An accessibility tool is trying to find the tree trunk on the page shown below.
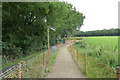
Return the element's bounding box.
[47,26,50,50]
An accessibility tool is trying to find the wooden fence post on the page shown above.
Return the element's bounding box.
[84,53,87,74]
[20,61,25,78]
[27,69,28,77]
[73,47,75,56]
[77,49,78,62]
[10,68,13,78]
[6,70,9,78]
[116,67,120,80]
[73,47,74,55]
[43,53,45,66]
[13,66,16,78]
[71,47,73,55]
[17,63,21,79]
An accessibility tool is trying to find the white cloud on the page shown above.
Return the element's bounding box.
[63,0,119,31]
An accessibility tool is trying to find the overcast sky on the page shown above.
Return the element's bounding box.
[63,0,119,31]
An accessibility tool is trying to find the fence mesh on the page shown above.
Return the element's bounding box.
[0,43,63,79]
[1,40,119,79]
[69,46,117,78]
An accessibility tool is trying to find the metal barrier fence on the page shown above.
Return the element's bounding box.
[69,46,120,79]
[0,43,63,79]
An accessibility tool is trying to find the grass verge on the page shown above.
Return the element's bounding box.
[2,50,46,70]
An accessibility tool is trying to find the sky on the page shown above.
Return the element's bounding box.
[63,0,119,31]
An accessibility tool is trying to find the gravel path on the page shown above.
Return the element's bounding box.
[47,45,85,78]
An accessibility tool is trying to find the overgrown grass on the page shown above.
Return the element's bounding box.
[20,49,58,78]
[69,46,116,78]
[50,49,58,66]
[70,36,118,78]
[2,50,46,70]
[72,36,118,68]
[1,49,58,78]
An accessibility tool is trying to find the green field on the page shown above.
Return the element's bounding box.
[71,36,118,78]
[72,36,118,68]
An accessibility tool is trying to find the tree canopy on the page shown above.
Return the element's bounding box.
[2,2,85,63]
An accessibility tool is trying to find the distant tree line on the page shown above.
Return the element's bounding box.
[73,28,120,37]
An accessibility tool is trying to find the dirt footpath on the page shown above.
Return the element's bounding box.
[47,45,85,78]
